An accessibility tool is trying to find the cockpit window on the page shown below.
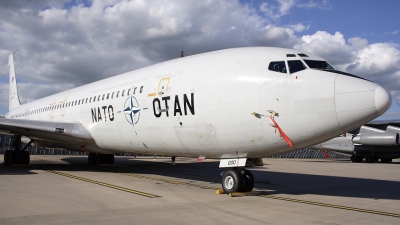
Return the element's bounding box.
[304,60,335,70]
[268,61,287,73]
[288,60,306,73]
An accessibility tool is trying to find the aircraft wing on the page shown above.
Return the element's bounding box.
[0,117,94,144]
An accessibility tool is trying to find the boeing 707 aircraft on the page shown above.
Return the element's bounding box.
[0,47,391,193]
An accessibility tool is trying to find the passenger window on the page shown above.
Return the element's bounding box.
[98,95,101,101]
[122,90,125,97]
[89,97,92,103]
[111,92,114,99]
[127,88,131,96]
[75,100,77,105]
[140,86,143,93]
[288,60,306,74]
[116,91,119,97]
[78,100,81,105]
[268,61,287,73]
[133,87,137,94]
[107,93,109,99]
[86,98,88,103]
[102,94,105,100]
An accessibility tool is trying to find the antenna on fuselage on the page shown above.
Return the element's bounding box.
[181,51,184,58]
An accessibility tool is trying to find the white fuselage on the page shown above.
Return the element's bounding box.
[5,47,391,158]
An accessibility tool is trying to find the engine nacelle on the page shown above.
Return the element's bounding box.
[352,133,399,146]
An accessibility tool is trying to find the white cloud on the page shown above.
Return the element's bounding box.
[344,43,400,77]
[260,0,296,21]
[342,43,400,104]
[260,0,331,20]
[287,23,310,32]
[348,37,369,51]
[0,0,303,111]
[278,0,296,15]
[295,31,354,65]
[298,0,331,10]
[295,31,400,108]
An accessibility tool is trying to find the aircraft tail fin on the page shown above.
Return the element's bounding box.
[8,51,21,111]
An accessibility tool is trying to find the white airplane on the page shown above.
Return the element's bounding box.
[0,47,391,193]
[311,121,400,163]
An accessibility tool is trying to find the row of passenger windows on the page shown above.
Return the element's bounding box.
[12,86,144,118]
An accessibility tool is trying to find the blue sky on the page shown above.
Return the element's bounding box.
[244,0,400,43]
[0,0,399,119]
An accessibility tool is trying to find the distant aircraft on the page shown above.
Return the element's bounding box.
[0,47,391,193]
[311,121,400,163]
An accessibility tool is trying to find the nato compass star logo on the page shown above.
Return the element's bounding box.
[124,95,141,126]
[123,88,147,126]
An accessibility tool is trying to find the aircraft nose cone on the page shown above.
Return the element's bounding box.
[375,85,391,115]
[335,75,391,132]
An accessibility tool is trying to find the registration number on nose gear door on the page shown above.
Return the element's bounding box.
[219,158,247,168]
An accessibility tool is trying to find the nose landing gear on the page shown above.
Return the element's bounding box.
[221,168,254,193]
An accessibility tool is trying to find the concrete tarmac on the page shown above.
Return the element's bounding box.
[0,155,399,224]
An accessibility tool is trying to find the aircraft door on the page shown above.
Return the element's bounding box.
[49,102,55,119]
[149,77,174,152]
[158,77,170,96]
[150,77,173,119]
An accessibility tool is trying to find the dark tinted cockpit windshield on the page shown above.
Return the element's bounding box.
[304,60,335,70]
[304,59,369,81]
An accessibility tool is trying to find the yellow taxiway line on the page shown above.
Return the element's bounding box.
[260,195,400,218]
[45,170,159,198]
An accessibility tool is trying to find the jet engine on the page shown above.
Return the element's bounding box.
[352,133,399,146]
